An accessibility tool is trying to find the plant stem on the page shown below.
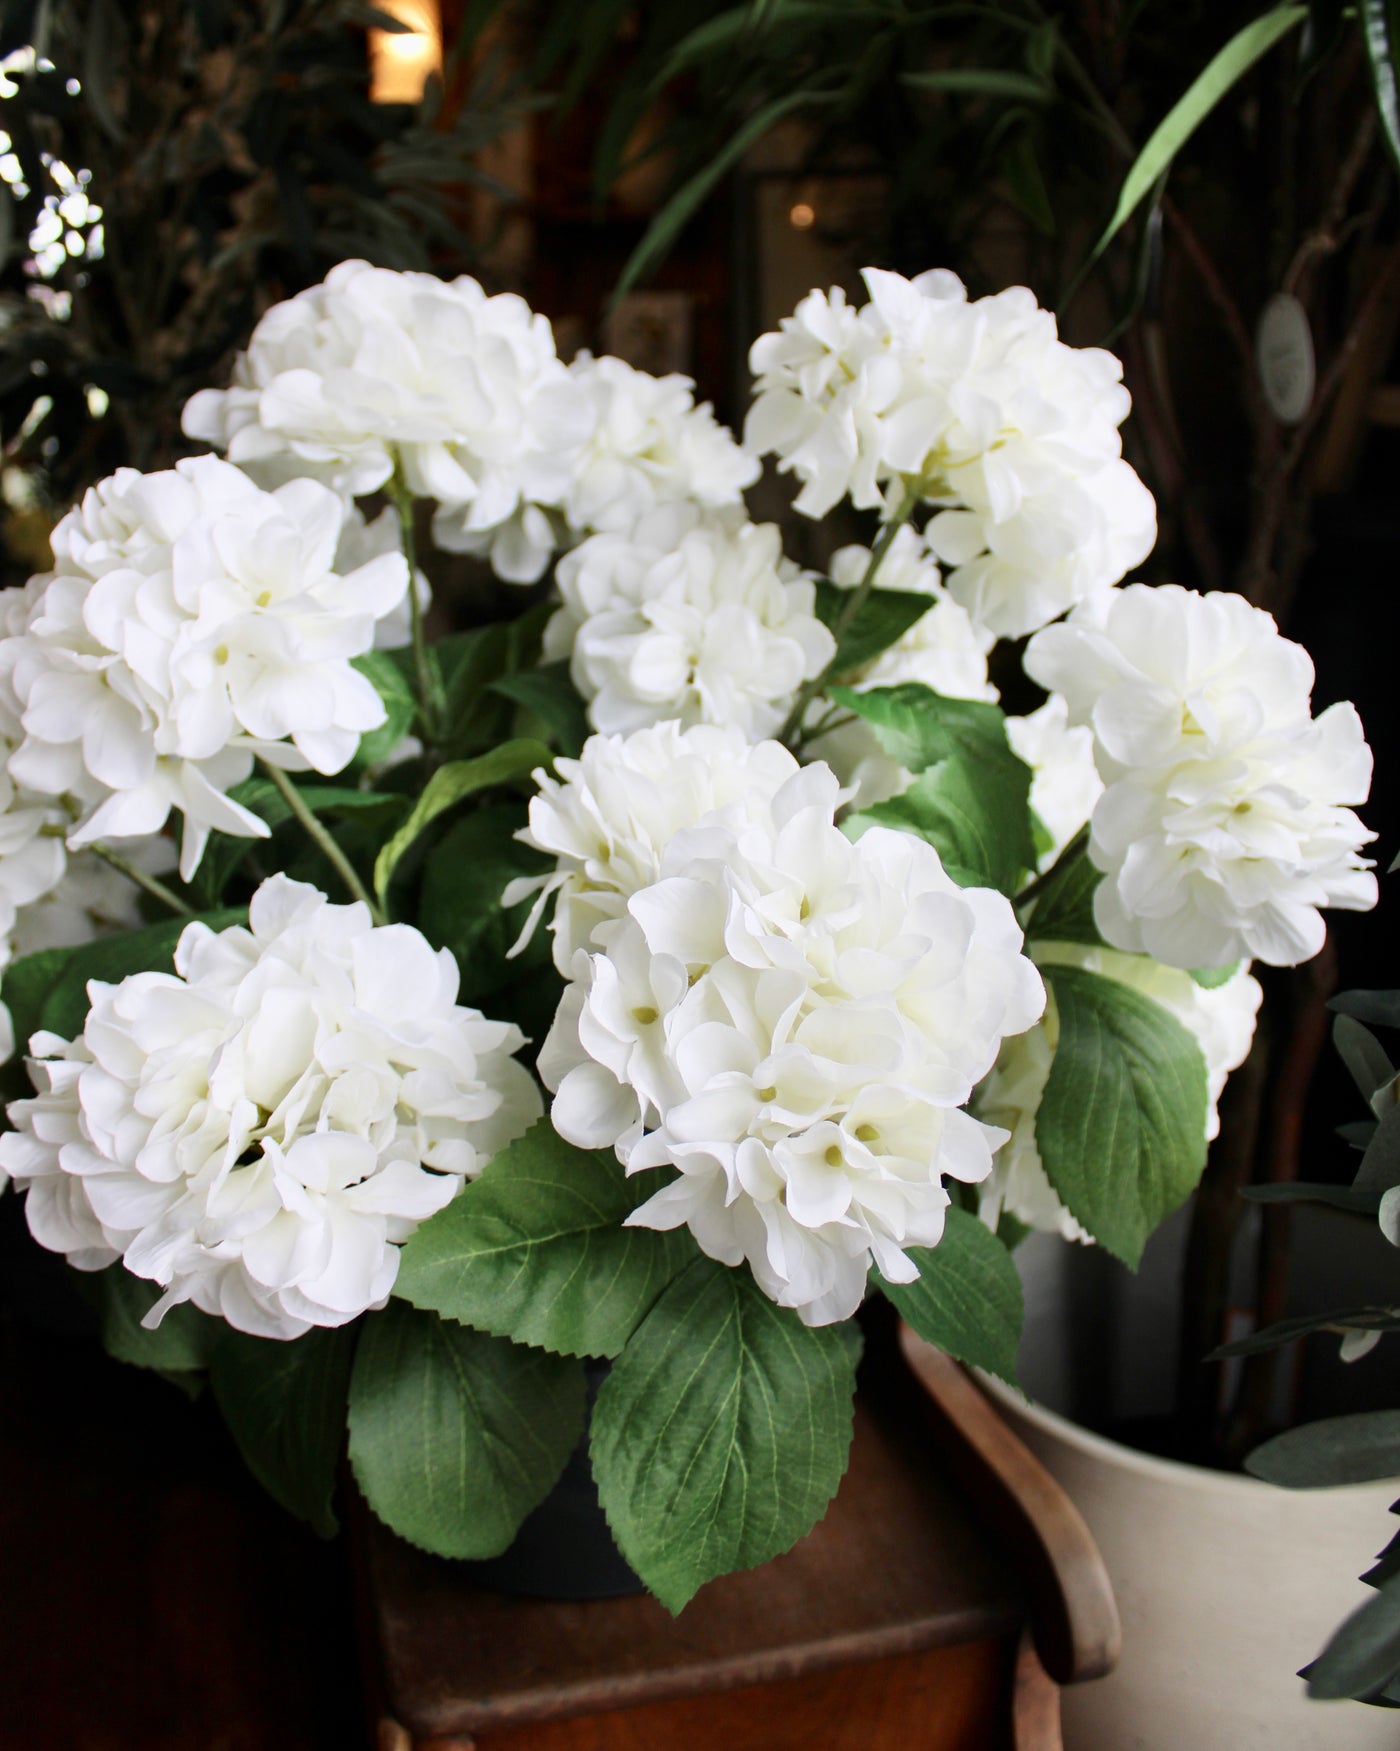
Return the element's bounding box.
[778,483,922,749]
[91,842,194,918]
[260,761,385,925]
[388,457,443,746]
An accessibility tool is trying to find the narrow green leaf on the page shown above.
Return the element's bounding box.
[651,1,848,86]
[489,662,590,758]
[1001,130,1056,236]
[1037,966,1209,1265]
[901,68,1050,101]
[1306,1570,1400,1700]
[94,1267,218,1376]
[1023,832,1103,946]
[591,1257,858,1612]
[879,1207,1023,1384]
[395,1119,696,1358]
[210,1325,357,1539]
[812,580,938,676]
[835,683,1035,894]
[348,1304,586,1560]
[1361,0,1400,180]
[1247,1412,1400,1488]
[615,88,838,298]
[1211,1307,1400,1360]
[1090,5,1308,262]
[373,738,551,904]
[1243,1181,1383,1215]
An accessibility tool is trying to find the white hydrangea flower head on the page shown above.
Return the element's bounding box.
[544,503,835,739]
[0,581,69,941]
[504,721,803,973]
[538,759,1045,1324]
[1005,694,1104,871]
[745,268,1154,636]
[442,353,761,582]
[5,456,407,879]
[975,944,1263,1241]
[805,526,997,808]
[1026,584,1377,967]
[183,259,593,560]
[0,876,542,1339]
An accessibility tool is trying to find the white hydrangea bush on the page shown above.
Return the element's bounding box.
[1026,584,1377,967]
[534,750,1045,1324]
[0,256,1379,1609]
[0,877,540,1338]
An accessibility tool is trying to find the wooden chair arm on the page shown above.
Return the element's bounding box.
[897,1324,1121,1687]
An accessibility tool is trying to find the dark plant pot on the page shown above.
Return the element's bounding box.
[461,1361,643,1601]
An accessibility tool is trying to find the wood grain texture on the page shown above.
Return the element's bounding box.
[1012,1628,1064,1751]
[362,1327,1024,1741]
[896,1325,1121,1686]
[461,1639,1013,1751]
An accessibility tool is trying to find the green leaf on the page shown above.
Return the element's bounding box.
[615,87,838,298]
[394,1119,696,1358]
[1247,1412,1400,1489]
[1002,129,1056,236]
[1356,1107,1400,1198]
[351,649,417,769]
[812,580,938,676]
[1306,1570,1400,1701]
[590,1256,858,1613]
[1023,832,1104,946]
[1332,990,1400,1031]
[1089,5,1309,262]
[489,662,590,759]
[191,780,402,907]
[901,68,1051,101]
[1361,0,1400,181]
[417,803,546,984]
[1243,1181,1383,1215]
[1037,965,1209,1266]
[1211,1307,1400,1360]
[373,738,551,905]
[93,1267,218,1377]
[347,1302,586,1559]
[879,1207,1023,1385]
[1336,1014,1396,1104]
[651,1,848,85]
[1189,961,1241,989]
[835,684,1035,894]
[210,1325,356,1539]
[438,605,555,756]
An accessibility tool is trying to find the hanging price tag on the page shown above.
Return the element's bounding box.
[1255,292,1315,425]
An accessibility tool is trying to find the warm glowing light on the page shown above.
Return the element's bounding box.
[369,0,442,104]
[788,201,816,231]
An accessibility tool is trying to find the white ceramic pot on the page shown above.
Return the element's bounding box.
[981,1373,1400,1750]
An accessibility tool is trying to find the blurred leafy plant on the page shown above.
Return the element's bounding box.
[0,0,537,527]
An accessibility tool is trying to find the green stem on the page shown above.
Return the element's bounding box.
[91,842,194,918]
[260,762,386,925]
[779,483,922,748]
[389,458,443,746]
